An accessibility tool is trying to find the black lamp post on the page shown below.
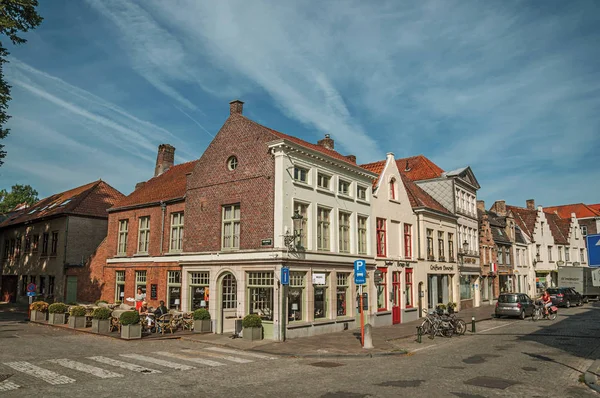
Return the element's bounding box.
[285,210,304,250]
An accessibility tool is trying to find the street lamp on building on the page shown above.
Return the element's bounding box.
[283,210,304,251]
[458,240,469,276]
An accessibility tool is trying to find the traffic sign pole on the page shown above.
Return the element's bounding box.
[359,285,364,346]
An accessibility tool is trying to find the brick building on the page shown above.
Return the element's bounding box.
[0,181,123,303]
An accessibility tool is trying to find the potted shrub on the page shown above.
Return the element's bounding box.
[120,311,141,339]
[193,309,211,333]
[68,305,87,328]
[95,300,109,307]
[447,302,457,314]
[30,301,49,322]
[48,303,68,325]
[242,314,262,341]
[91,307,112,334]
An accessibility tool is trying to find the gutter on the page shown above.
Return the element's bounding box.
[160,201,166,255]
[108,197,184,213]
[63,216,69,267]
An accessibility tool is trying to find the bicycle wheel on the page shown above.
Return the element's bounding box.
[532,308,540,321]
[429,323,437,339]
[454,319,467,335]
[420,318,432,335]
[548,312,557,321]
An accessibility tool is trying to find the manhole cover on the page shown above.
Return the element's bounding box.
[464,376,520,390]
[0,374,13,383]
[309,362,344,368]
[376,380,424,388]
[522,367,537,372]
[321,392,367,398]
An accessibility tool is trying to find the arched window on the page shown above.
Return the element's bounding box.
[389,178,396,200]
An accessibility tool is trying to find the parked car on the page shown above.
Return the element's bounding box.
[495,293,535,319]
[546,287,583,307]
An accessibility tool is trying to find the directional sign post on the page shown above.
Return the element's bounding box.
[26,283,36,321]
[586,234,600,267]
[354,260,367,346]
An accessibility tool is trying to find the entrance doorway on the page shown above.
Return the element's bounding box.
[66,276,77,303]
[1,275,18,303]
[392,271,401,324]
[218,272,237,334]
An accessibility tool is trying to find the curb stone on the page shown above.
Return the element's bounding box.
[584,359,600,393]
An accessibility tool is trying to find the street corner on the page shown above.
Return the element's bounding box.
[584,359,600,393]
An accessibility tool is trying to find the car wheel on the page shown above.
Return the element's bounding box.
[565,300,571,308]
[519,310,525,320]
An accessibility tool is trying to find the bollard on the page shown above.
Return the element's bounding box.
[471,316,476,333]
[416,326,422,344]
[363,323,374,349]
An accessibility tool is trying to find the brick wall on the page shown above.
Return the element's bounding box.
[65,237,109,303]
[185,114,275,252]
[478,213,500,296]
[580,218,598,238]
[65,216,108,266]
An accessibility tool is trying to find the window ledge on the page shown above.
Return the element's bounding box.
[292,181,312,190]
[376,311,391,316]
[389,199,402,205]
[165,251,182,256]
[316,187,334,196]
[312,319,336,326]
[133,253,149,257]
[404,308,417,312]
[114,254,128,258]
[356,199,369,205]
[287,321,312,329]
[337,194,353,201]
[335,316,354,323]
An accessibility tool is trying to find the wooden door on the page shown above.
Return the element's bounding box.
[392,271,401,324]
[66,276,77,303]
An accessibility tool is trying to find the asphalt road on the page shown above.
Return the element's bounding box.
[0,302,598,397]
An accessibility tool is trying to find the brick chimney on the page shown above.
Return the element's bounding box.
[154,144,175,177]
[477,200,485,213]
[317,134,334,150]
[526,199,535,210]
[229,99,244,115]
[345,154,357,163]
[492,200,506,216]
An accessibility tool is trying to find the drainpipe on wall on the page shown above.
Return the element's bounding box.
[62,216,70,302]
[160,201,166,255]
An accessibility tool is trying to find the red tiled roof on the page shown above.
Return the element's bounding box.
[589,203,600,213]
[0,181,124,228]
[242,115,359,167]
[399,173,452,215]
[111,161,197,210]
[545,212,569,245]
[544,203,600,219]
[395,155,444,181]
[359,159,386,188]
[506,205,537,239]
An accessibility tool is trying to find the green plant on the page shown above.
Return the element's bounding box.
[242,314,262,328]
[447,302,456,309]
[115,300,122,305]
[30,301,49,312]
[193,308,211,320]
[92,307,112,320]
[68,301,78,306]
[120,311,140,326]
[48,303,67,314]
[95,300,108,306]
[69,305,86,317]
[436,303,447,310]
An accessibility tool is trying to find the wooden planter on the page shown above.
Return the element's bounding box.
[243,326,262,341]
[31,310,47,322]
[193,319,212,333]
[91,319,110,334]
[121,324,142,340]
[48,313,66,325]
[68,315,86,329]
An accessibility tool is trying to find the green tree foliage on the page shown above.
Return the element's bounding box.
[0,183,38,213]
[0,0,43,166]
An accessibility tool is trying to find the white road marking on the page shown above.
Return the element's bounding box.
[205,347,276,360]
[0,381,20,391]
[49,359,124,379]
[3,361,75,385]
[153,351,224,367]
[120,354,195,370]
[88,356,161,374]
[181,349,253,364]
[410,345,437,353]
[479,321,517,333]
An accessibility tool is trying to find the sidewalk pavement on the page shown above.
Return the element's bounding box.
[584,359,600,393]
[181,304,496,358]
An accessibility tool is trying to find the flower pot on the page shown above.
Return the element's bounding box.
[31,310,47,322]
[243,326,262,341]
[193,319,211,333]
[91,319,110,334]
[68,315,86,329]
[48,313,66,325]
[121,324,142,340]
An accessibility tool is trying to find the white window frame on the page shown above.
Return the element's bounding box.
[293,166,308,183]
[338,211,351,253]
[118,220,128,255]
[357,185,367,201]
[115,271,125,302]
[358,215,368,255]
[317,207,331,251]
[338,179,350,196]
[317,172,331,190]
[137,216,150,254]
[170,212,184,252]
[222,204,240,250]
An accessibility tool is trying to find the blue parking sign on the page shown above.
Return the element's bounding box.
[586,234,600,267]
[354,260,366,285]
[281,267,290,285]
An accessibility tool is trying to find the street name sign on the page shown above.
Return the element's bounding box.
[586,234,600,267]
[354,259,366,285]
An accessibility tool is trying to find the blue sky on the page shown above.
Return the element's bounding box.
[1,0,599,209]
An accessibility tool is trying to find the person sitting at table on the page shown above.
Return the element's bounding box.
[154,300,168,318]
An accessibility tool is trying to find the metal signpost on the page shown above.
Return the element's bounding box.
[280,267,290,341]
[26,283,36,320]
[586,234,600,267]
[354,260,366,346]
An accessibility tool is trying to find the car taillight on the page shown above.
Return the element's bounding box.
[517,303,522,309]
[557,294,563,297]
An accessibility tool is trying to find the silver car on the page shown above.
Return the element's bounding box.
[495,293,535,319]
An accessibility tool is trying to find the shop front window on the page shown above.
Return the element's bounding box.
[405,269,413,308]
[313,273,328,319]
[189,272,210,310]
[336,273,349,316]
[135,271,147,298]
[288,272,305,321]
[115,271,125,302]
[248,272,274,321]
[376,268,387,311]
[167,271,181,310]
[460,276,472,299]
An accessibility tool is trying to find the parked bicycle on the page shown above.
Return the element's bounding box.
[419,308,466,339]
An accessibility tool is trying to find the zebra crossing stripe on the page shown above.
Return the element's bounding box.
[120,354,195,370]
[205,347,276,360]
[0,381,20,391]
[49,359,124,379]
[181,349,253,364]
[3,361,75,385]
[88,356,161,374]
[153,351,225,367]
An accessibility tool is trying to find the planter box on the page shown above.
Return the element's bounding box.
[91,319,110,334]
[121,324,141,340]
[243,326,262,341]
[68,315,86,329]
[48,313,66,325]
[31,310,47,322]
[193,319,212,333]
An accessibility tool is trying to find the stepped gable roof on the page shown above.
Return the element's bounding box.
[544,203,600,219]
[111,160,197,210]
[515,226,527,244]
[0,181,123,228]
[395,155,444,181]
[506,205,537,239]
[399,173,452,215]
[545,212,569,245]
